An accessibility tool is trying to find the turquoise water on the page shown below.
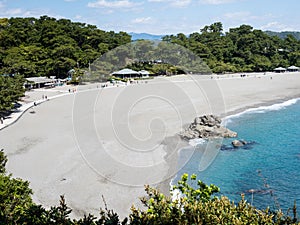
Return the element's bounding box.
[173,98,300,212]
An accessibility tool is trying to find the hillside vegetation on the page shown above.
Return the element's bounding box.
[163,22,300,73]
[1,18,300,77]
[0,16,131,78]
[265,31,300,41]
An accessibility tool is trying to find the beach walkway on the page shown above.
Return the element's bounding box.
[0,80,132,131]
[0,90,71,131]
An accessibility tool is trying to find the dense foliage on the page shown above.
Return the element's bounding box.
[0,16,131,78]
[87,40,210,81]
[2,17,300,77]
[129,174,299,225]
[0,75,25,115]
[0,149,298,224]
[163,22,300,73]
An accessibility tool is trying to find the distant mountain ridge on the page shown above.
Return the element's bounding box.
[264,31,300,40]
[129,32,165,40]
[130,31,300,41]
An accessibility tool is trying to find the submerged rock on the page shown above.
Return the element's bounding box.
[180,115,237,140]
[221,140,257,151]
[232,139,246,148]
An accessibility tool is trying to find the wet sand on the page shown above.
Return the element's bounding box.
[0,72,300,218]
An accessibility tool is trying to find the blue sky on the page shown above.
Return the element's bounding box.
[0,0,299,34]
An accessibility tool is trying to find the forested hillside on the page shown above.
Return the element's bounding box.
[0,16,131,78]
[1,18,300,77]
[163,22,300,73]
[265,31,300,41]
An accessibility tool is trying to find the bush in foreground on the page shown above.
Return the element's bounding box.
[129,174,297,225]
[0,150,298,224]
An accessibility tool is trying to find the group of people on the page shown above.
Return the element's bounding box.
[33,94,49,107]
[68,88,77,93]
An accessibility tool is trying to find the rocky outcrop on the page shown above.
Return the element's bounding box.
[232,139,247,148]
[221,140,257,151]
[180,115,237,140]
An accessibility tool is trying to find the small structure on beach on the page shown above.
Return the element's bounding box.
[139,70,150,78]
[25,77,56,89]
[287,65,299,72]
[274,67,286,73]
[111,68,141,79]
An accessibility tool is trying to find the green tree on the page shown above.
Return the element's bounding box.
[0,16,131,78]
[164,22,300,73]
[0,150,34,224]
[3,45,47,77]
[289,51,300,66]
[0,75,25,115]
[129,174,298,225]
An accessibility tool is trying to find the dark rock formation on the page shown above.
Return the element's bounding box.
[232,139,247,148]
[180,115,237,140]
[221,140,257,151]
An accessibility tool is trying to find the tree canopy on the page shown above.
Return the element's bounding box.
[163,22,300,73]
[86,40,211,82]
[1,18,300,77]
[0,75,25,115]
[0,16,131,78]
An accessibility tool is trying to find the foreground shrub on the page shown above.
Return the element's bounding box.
[0,149,298,224]
[129,174,297,225]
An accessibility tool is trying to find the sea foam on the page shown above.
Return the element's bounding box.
[188,138,206,147]
[223,98,300,125]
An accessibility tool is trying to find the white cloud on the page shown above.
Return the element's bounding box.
[148,0,191,7]
[222,11,269,26]
[171,0,191,7]
[260,22,294,32]
[88,0,141,9]
[148,0,165,2]
[5,8,23,16]
[224,11,251,19]
[132,17,153,24]
[0,6,65,20]
[75,15,83,20]
[199,0,237,5]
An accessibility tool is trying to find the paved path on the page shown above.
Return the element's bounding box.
[0,81,130,131]
[0,92,71,131]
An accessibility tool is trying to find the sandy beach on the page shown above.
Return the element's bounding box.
[0,72,300,218]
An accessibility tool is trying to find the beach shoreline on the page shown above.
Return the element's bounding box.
[221,94,300,120]
[0,72,300,218]
[162,96,300,196]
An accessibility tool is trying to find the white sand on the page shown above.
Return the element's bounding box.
[0,72,300,218]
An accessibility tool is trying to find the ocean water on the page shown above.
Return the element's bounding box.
[172,98,300,212]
